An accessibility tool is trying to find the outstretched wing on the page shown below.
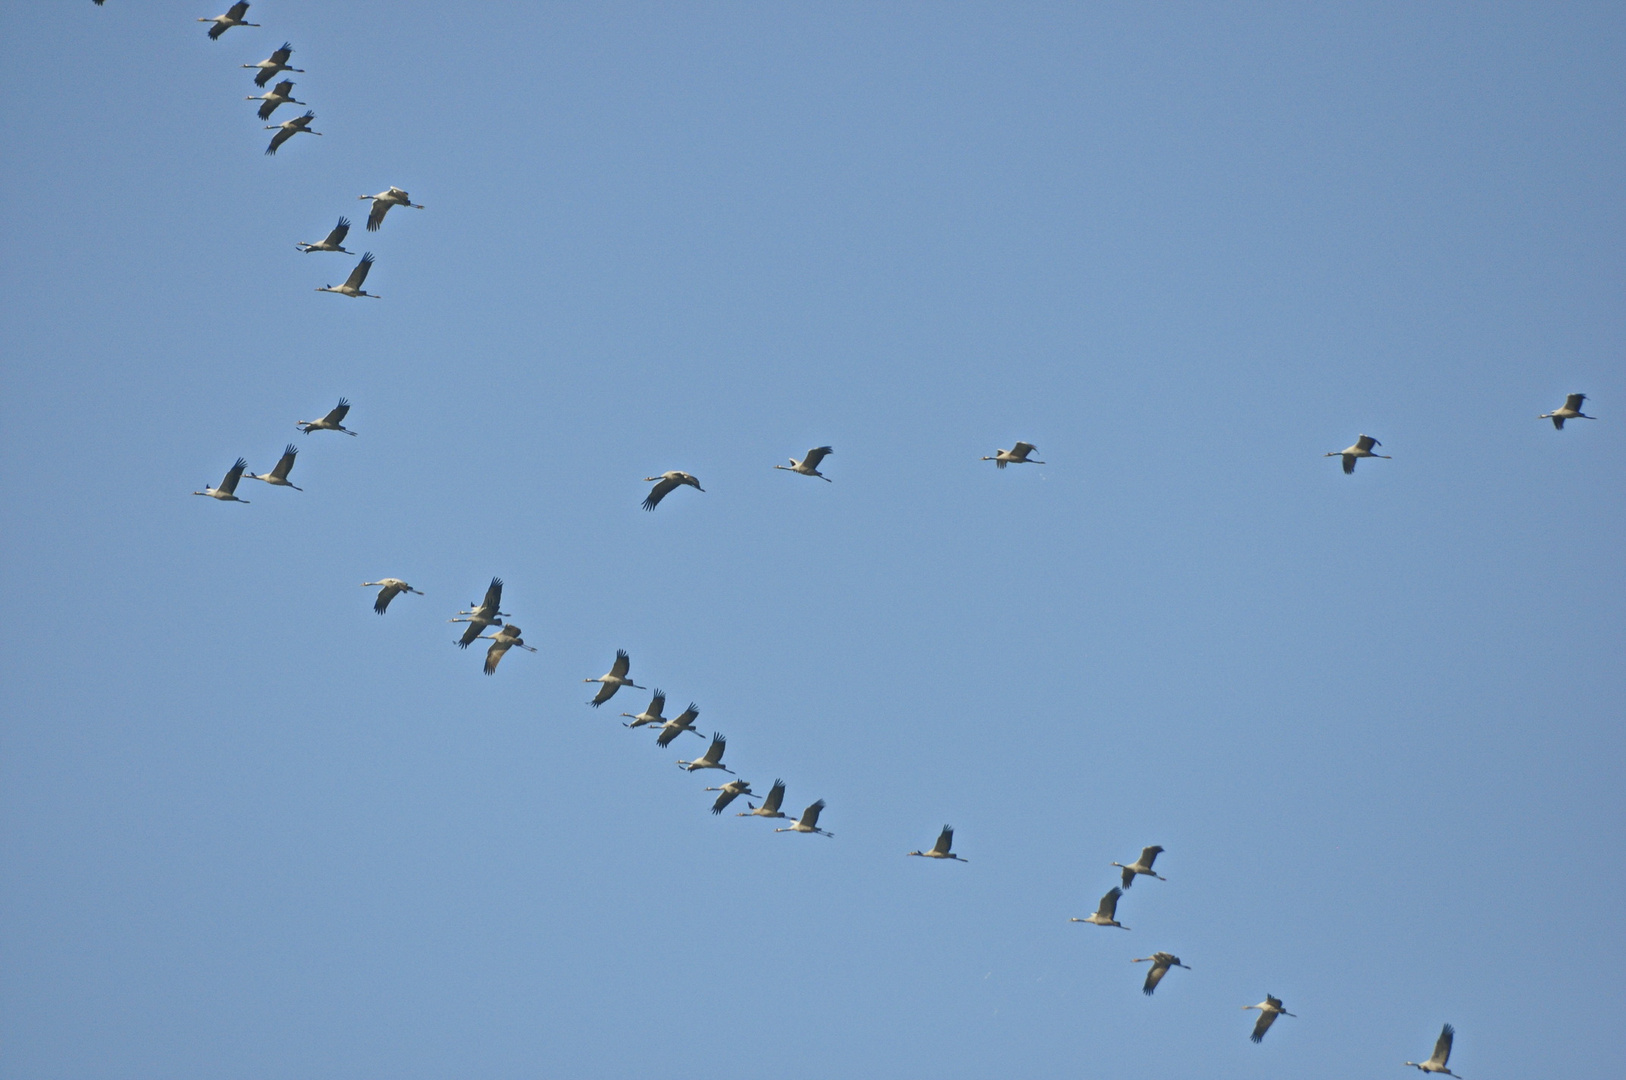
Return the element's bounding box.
[1140,845,1162,868]
[610,650,631,678]
[1121,865,1135,889]
[655,723,682,748]
[483,640,510,675]
[1011,441,1036,458]
[761,780,786,813]
[218,457,248,495]
[1430,1024,1454,1067]
[1250,1010,1277,1043]
[590,682,618,707]
[1355,434,1380,452]
[800,799,826,828]
[269,43,292,64]
[1097,887,1121,919]
[802,446,833,470]
[642,476,679,511]
[227,2,251,18]
[1565,393,1586,411]
[265,126,293,154]
[481,577,503,613]
[374,583,401,614]
[271,443,298,480]
[710,788,743,814]
[257,97,279,120]
[367,198,392,231]
[1142,963,1168,996]
[932,826,954,856]
[457,621,484,649]
[702,734,726,764]
[1342,453,1356,474]
[322,217,350,247]
[343,254,374,291]
[254,66,275,87]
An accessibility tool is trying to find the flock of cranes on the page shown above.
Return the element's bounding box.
[77,3,1606,1071]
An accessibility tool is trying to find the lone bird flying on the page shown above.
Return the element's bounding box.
[192,457,250,503]
[585,649,643,706]
[1132,952,1190,996]
[1112,845,1166,889]
[264,110,319,155]
[983,441,1044,468]
[316,253,379,298]
[244,443,302,489]
[775,446,833,481]
[247,79,302,121]
[1243,995,1295,1043]
[705,779,754,814]
[738,779,790,819]
[1405,1024,1463,1078]
[478,624,535,675]
[1539,393,1595,429]
[200,2,257,39]
[296,216,351,253]
[244,42,302,87]
[775,799,833,837]
[297,398,357,436]
[677,733,734,774]
[908,825,967,862]
[450,577,506,648]
[361,579,422,615]
[359,187,423,231]
[1326,434,1390,474]
[642,471,703,511]
[1070,886,1129,929]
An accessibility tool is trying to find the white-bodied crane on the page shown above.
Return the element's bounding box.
[479,624,536,675]
[1070,886,1129,929]
[1405,1024,1463,1077]
[585,649,643,706]
[738,779,789,819]
[705,779,754,814]
[655,703,703,747]
[264,110,319,155]
[200,2,257,39]
[243,443,302,489]
[642,471,703,511]
[775,446,833,481]
[1540,393,1594,430]
[296,398,357,436]
[450,577,506,648]
[1132,952,1190,996]
[775,799,833,837]
[244,42,302,87]
[296,216,350,253]
[621,689,666,729]
[315,253,379,298]
[677,732,733,773]
[248,79,302,121]
[908,825,967,862]
[1112,845,1166,889]
[983,441,1044,468]
[1326,434,1390,474]
[362,579,422,615]
[1243,995,1295,1043]
[192,457,250,503]
[359,187,423,232]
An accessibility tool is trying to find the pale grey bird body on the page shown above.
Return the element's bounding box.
[908,825,967,861]
[1070,886,1129,928]
[642,471,703,511]
[982,441,1044,468]
[296,216,350,253]
[248,79,302,121]
[1406,1023,1463,1077]
[264,110,319,155]
[621,690,666,729]
[1132,952,1190,996]
[775,799,833,836]
[586,649,643,706]
[775,446,833,481]
[655,703,703,747]
[244,443,302,489]
[1326,433,1390,474]
[244,42,302,87]
[362,579,422,615]
[1244,995,1295,1043]
[677,732,733,773]
[200,2,257,39]
[738,779,789,819]
[1112,845,1166,889]
[360,187,423,231]
[297,398,357,435]
[1540,393,1594,429]
[192,457,250,502]
[479,624,536,675]
[705,779,754,814]
[316,253,379,298]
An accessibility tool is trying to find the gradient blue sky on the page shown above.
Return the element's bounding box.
[3,3,1623,1078]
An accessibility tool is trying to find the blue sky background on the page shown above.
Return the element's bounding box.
[3,3,1623,1077]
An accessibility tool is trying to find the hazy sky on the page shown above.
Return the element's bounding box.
[3,3,1622,1078]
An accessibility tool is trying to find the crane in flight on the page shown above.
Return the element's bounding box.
[244,42,302,87]
[1243,995,1295,1043]
[677,733,733,773]
[242,444,303,490]
[705,780,754,814]
[907,825,967,862]
[775,799,833,837]
[775,446,833,481]
[642,471,703,511]
[1540,393,1595,429]
[192,458,250,503]
[982,441,1045,468]
[1405,1024,1464,1077]
[247,80,302,121]
[655,703,703,746]
[200,2,257,39]
[1070,886,1129,929]
[738,779,790,819]
[1112,845,1166,889]
[621,690,666,729]
[478,624,536,675]
[297,398,356,435]
[586,649,643,706]
[1326,434,1390,474]
[1131,952,1190,996]
[451,577,506,648]
[296,217,351,253]
[315,253,380,298]
[264,110,319,155]
[361,579,422,615]
[359,188,424,231]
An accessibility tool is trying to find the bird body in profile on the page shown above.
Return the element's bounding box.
[586,649,643,706]
[1132,952,1190,996]
[1540,393,1594,429]
[247,79,302,121]
[1326,434,1390,474]
[1243,995,1295,1043]
[705,779,754,814]
[450,577,507,648]
[244,443,303,489]
[359,187,424,231]
[192,457,250,502]
[908,825,967,862]
[655,703,703,747]
[1405,1023,1463,1077]
[479,624,536,675]
[1112,845,1166,889]
[316,253,379,298]
[264,110,320,155]
[776,799,833,836]
[297,216,350,253]
[677,733,733,773]
[244,42,302,87]
[738,779,790,819]
[200,2,257,39]
[642,471,703,511]
[297,398,357,435]
[775,446,833,481]
[362,579,422,615]
[1070,886,1129,929]
[621,690,666,729]
[983,441,1044,468]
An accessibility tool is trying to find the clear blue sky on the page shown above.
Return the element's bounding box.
[3,3,1622,1077]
